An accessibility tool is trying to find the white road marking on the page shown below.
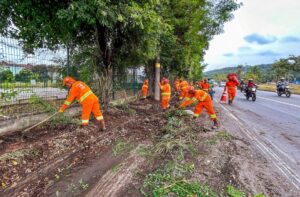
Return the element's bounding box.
[215,100,300,190]
[257,96,300,109]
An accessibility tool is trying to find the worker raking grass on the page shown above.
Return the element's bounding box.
[59,76,106,131]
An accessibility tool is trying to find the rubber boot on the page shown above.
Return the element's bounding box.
[212,119,219,129]
[99,120,106,132]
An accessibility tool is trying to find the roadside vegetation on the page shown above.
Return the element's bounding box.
[258,83,300,94]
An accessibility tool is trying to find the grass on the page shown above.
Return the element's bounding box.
[206,131,232,145]
[258,83,300,94]
[0,148,40,163]
[68,179,89,193]
[140,162,218,197]
[113,139,134,156]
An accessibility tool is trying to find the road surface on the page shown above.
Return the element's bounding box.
[214,87,300,191]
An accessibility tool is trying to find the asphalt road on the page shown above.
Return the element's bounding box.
[214,87,300,190]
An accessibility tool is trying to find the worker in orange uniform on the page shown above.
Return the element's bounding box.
[159,78,171,111]
[174,79,180,93]
[179,79,189,100]
[179,87,218,129]
[59,76,106,131]
[200,78,210,92]
[224,75,239,105]
[141,79,149,99]
[198,80,203,89]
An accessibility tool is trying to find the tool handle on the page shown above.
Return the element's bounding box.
[22,112,59,134]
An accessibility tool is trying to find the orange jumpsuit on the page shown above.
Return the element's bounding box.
[141,81,148,98]
[225,80,239,102]
[160,83,171,110]
[60,81,103,126]
[200,82,210,92]
[179,80,189,100]
[179,90,217,120]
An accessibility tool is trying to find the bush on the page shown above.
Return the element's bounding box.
[0,69,14,82]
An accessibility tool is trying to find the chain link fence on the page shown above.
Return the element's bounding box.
[0,35,145,119]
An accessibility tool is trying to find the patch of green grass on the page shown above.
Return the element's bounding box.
[112,164,121,173]
[206,131,232,145]
[113,139,134,156]
[227,185,245,197]
[68,179,89,193]
[164,109,188,118]
[137,146,153,157]
[141,162,218,197]
[258,83,300,94]
[0,148,40,162]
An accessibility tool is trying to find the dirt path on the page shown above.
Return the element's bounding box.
[1,98,298,196]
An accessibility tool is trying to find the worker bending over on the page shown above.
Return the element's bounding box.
[179,79,189,100]
[159,78,171,111]
[179,87,218,129]
[59,76,106,131]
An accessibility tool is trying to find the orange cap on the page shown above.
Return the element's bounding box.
[63,76,76,86]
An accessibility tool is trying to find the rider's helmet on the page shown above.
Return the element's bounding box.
[280,77,285,82]
[249,78,253,81]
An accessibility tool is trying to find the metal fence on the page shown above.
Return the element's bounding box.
[0,35,68,118]
[0,35,145,119]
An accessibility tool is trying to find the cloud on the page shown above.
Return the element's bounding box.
[256,50,280,57]
[223,53,234,57]
[238,46,252,51]
[280,36,300,43]
[244,33,277,45]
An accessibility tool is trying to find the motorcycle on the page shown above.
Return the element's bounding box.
[240,84,247,92]
[277,84,291,97]
[245,86,257,101]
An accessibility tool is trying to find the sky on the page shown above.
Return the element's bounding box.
[204,0,300,71]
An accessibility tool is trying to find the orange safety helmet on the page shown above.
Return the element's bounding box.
[164,78,169,84]
[63,76,76,86]
[144,79,149,84]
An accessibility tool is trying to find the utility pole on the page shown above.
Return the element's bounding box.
[154,56,160,101]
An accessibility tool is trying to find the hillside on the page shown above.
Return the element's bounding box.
[204,64,272,76]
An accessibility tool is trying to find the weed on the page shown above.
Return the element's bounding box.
[206,131,232,145]
[137,146,153,157]
[29,94,55,113]
[68,179,89,193]
[164,109,188,119]
[227,185,245,197]
[141,162,218,197]
[112,164,121,173]
[0,148,40,162]
[113,139,133,156]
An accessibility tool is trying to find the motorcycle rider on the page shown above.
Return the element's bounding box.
[246,78,256,97]
[277,77,288,91]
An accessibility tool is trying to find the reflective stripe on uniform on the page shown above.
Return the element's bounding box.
[184,97,191,101]
[78,91,93,103]
[64,101,71,105]
[82,119,89,124]
[210,114,217,119]
[203,89,208,91]
[96,116,104,121]
[200,93,208,101]
[191,98,197,102]
[161,93,171,96]
[194,114,200,117]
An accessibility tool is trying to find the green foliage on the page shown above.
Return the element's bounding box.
[227,185,245,197]
[113,139,133,156]
[141,162,218,197]
[29,94,55,113]
[206,131,232,145]
[0,89,19,101]
[0,69,14,82]
[0,148,40,162]
[15,69,35,82]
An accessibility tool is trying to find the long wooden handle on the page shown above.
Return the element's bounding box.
[22,112,59,134]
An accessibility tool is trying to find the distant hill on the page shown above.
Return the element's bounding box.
[204,64,272,76]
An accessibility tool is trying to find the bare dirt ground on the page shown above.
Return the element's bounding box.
[0,97,298,197]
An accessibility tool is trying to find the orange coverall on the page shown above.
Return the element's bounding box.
[60,81,103,126]
[179,90,217,120]
[141,80,148,98]
[225,80,239,102]
[179,80,189,100]
[200,81,210,92]
[160,82,171,110]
